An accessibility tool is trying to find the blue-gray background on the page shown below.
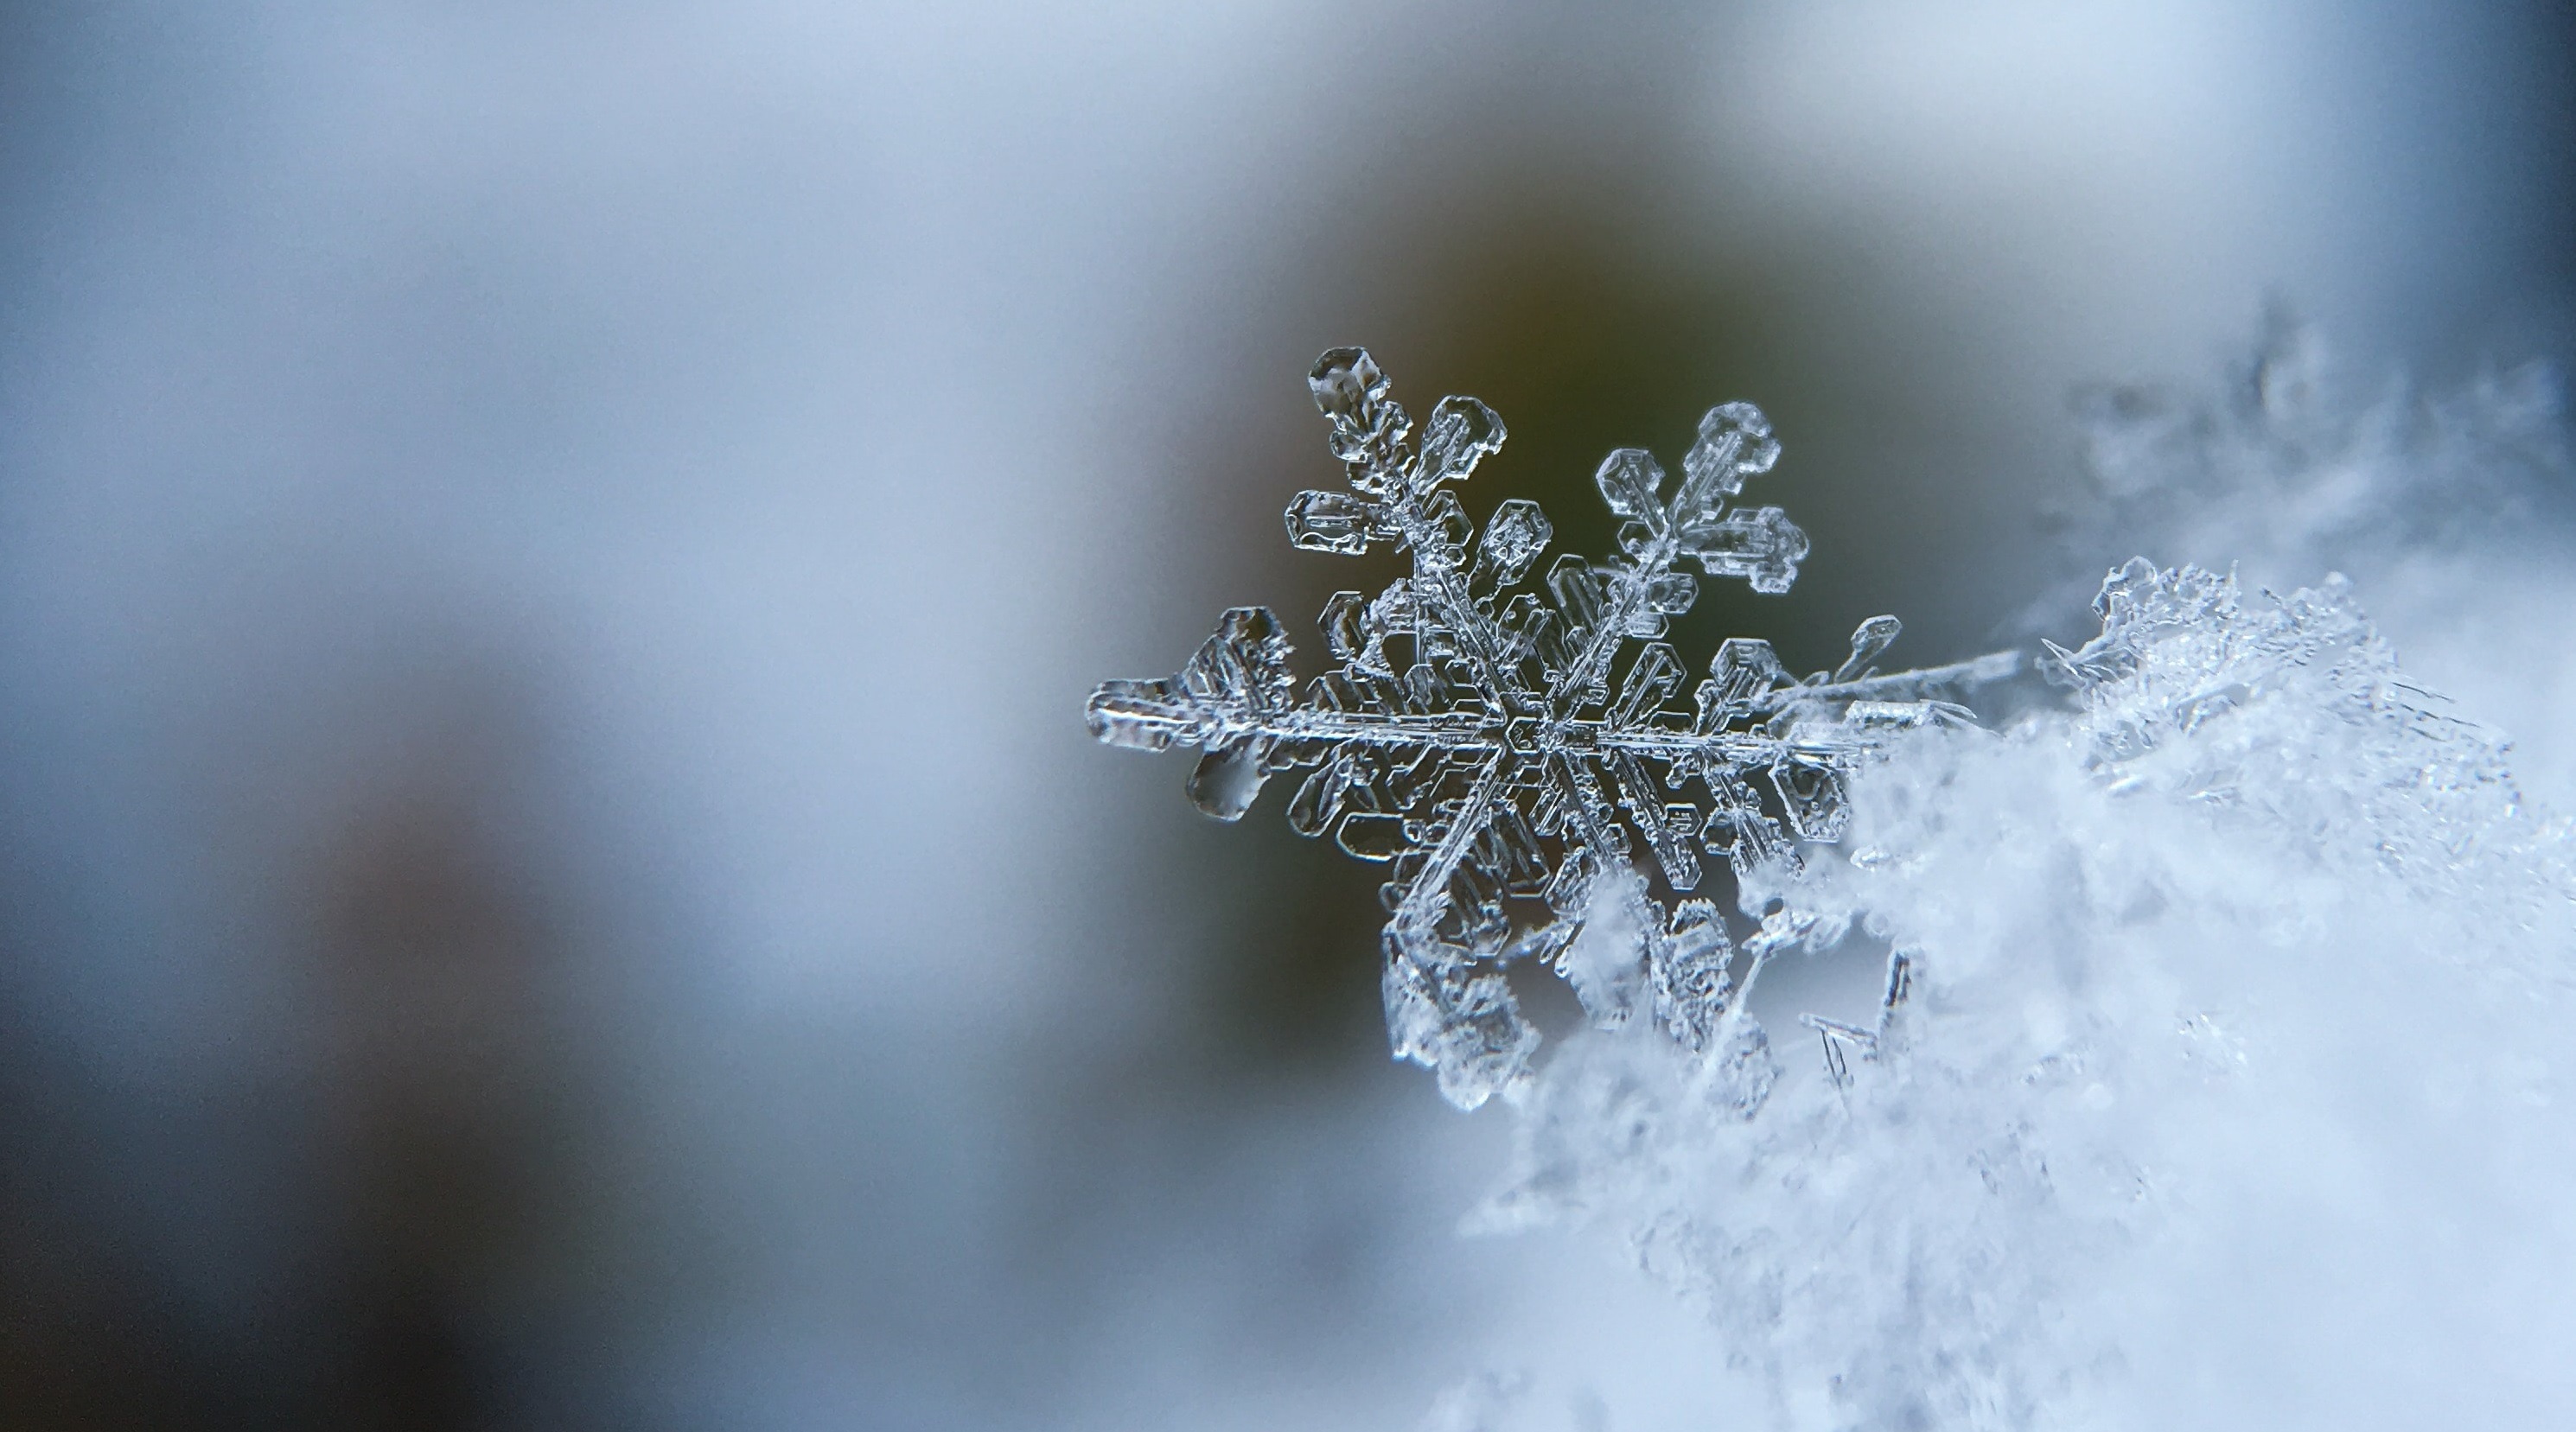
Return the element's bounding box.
[3,3,2570,1427]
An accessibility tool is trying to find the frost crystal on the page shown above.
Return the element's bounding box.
[1087,347,2018,1107]
[2039,557,2545,907]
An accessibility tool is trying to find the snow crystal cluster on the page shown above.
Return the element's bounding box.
[1481,555,2576,1427]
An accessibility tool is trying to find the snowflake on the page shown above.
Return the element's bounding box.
[1087,347,2018,1107]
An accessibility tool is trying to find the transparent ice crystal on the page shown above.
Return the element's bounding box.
[1087,347,2018,1108]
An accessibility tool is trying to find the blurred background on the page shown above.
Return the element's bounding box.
[3,3,2572,1428]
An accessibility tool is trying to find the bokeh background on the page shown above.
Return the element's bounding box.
[3,3,2572,1428]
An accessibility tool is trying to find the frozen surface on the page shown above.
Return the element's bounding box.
[1088,348,2018,1109]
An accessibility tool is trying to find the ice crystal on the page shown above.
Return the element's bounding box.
[1087,347,2018,1108]
[2036,315,2576,802]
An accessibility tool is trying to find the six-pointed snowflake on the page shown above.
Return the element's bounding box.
[1089,348,2016,1107]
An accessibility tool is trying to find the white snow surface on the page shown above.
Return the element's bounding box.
[1469,555,2576,1429]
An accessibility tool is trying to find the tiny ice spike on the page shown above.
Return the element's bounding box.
[1088,348,2020,1108]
